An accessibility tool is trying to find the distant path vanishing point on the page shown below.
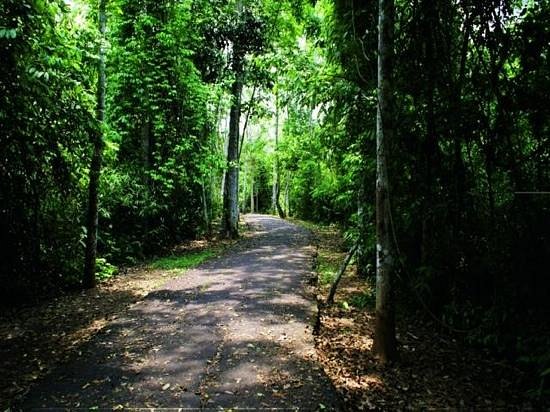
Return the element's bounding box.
[22,214,341,410]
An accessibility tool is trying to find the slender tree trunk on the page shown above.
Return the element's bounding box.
[83,0,107,289]
[222,49,243,238]
[272,100,277,213]
[238,84,256,161]
[218,100,227,200]
[141,118,151,182]
[141,116,150,239]
[220,170,226,198]
[241,161,247,211]
[272,171,277,212]
[273,90,285,218]
[284,173,290,217]
[201,178,210,234]
[373,0,397,363]
[250,171,254,213]
[327,243,358,305]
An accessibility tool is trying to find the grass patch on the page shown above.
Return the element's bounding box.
[318,261,339,285]
[148,250,215,271]
[289,217,347,288]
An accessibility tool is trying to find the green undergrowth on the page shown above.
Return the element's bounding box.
[318,260,339,285]
[95,258,119,281]
[148,249,216,271]
[291,217,376,311]
[145,221,247,274]
[289,218,344,284]
[348,289,376,309]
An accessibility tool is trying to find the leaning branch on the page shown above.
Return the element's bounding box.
[238,84,257,160]
[326,242,358,305]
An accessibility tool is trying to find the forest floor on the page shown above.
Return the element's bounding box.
[0,234,236,409]
[305,221,536,410]
[4,214,340,410]
[1,214,536,410]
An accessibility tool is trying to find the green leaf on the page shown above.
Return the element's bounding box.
[0,28,16,39]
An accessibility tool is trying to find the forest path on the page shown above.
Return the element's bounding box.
[22,214,340,410]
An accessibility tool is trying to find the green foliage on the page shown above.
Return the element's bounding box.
[318,261,338,286]
[99,0,220,259]
[95,258,118,281]
[270,0,550,400]
[339,300,351,311]
[0,0,96,298]
[149,250,215,271]
[349,288,375,310]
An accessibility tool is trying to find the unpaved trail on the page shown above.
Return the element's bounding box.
[21,214,341,410]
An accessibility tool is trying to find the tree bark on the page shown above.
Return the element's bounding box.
[273,90,286,218]
[373,0,397,363]
[83,0,107,289]
[141,118,151,182]
[140,116,151,239]
[222,47,243,238]
[250,171,254,213]
[284,173,290,217]
[201,178,210,234]
[238,84,256,161]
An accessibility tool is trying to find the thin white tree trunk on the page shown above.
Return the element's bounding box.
[273,90,285,218]
[250,164,254,213]
[284,173,290,216]
[201,179,210,233]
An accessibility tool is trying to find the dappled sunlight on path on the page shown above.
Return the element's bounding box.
[21,214,340,410]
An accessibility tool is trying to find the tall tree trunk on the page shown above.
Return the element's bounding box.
[241,161,247,211]
[238,85,257,160]
[271,93,277,213]
[83,0,107,289]
[373,0,397,363]
[273,90,285,218]
[141,118,151,182]
[222,48,243,238]
[141,116,151,240]
[250,171,254,213]
[219,101,227,200]
[201,178,210,234]
[272,171,277,212]
[284,172,290,217]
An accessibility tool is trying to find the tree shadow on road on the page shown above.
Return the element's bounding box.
[16,216,343,410]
